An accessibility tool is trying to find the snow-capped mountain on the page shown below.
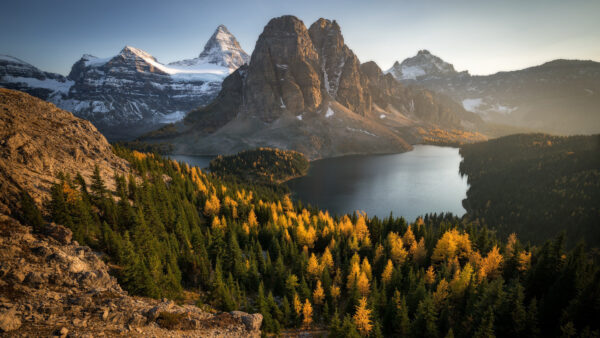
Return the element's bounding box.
[0,25,248,140]
[388,51,600,135]
[169,25,249,70]
[386,50,463,81]
[0,55,73,100]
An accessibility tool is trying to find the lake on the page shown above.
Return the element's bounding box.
[168,154,214,169]
[169,145,468,221]
[286,145,468,221]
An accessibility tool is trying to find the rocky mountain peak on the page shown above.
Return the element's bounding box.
[197,24,249,69]
[387,49,457,81]
[243,15,322,122]
[308,17,370,115]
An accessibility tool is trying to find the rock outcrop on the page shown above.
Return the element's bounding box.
[149,16,483,159]
[0,214,262,337]
[0,88,129,215]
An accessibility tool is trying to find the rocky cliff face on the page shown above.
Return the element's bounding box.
[154,16,480,159]
[0,25,249,140]
[0,88,129,215]
[0,88,262,336]
[388,51,600,135]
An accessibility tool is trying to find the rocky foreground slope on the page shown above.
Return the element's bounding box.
[146,16,484,159]
[0,89,262,336]
[0,88,129,215]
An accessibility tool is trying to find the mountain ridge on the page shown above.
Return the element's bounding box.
[0,25,249,140]
[145,16,484,159]
[388,51,600,134]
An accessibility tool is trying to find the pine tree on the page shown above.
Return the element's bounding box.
[18,191,44,231]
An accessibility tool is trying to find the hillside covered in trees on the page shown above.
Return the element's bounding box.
[209,147,309,184]
[460,133,600,248]
[15,145,599,337]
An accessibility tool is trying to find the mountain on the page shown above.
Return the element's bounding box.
[169,24,249,70]
[387,51,600,135]
[146,16,484,159]
[0,25,249,140]
[386,49,464,80]
[0,88,263,336]
[0,54,73,100]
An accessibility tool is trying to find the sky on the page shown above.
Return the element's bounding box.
[1,0,599,76]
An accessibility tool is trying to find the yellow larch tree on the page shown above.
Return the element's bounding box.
[293,293,302,316]
[321,247,334,271]
[403,225,416,248]
[381,259,394,284]
[307,253,321,278]
[302,298,313,328]
[313,280,325,305]
[478,246,503,280]
[425,266,436,285]
[361,257,372,280]
[204,193,221,217]
[357,271,370,296]
[353,297,372,336]
[388,232,408,264]
[247,209,258,228]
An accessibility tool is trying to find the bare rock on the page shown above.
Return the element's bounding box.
[0,308,21,332]
[230,311,263,331]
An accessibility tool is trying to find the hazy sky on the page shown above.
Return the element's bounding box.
[2,0,599,76]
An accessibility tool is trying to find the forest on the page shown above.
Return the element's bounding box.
[460,133,600,248]
[17,145,600,337]
[209,147,309,184]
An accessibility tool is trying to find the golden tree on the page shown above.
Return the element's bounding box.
[388,232,408,264]
[307,253,321,278]
[357,271,370,296]
[321,247,334,271]
[293,293,302,316]
[302,298,313,328]
[381,259,394,285]
[353,297,372,336]
[204,193,221,216]
[313,280,325,305]
[425,266,436,285]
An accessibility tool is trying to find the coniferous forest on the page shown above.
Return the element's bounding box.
[17,145,600,337]
[460,133,600,248]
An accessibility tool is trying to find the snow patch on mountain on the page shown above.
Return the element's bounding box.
[325,106,335,118]
[2,76,73,94]
[462,98,483,112]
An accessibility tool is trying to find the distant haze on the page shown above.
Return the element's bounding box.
[1,0,599,76]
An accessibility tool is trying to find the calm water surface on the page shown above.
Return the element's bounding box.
[287,145,468,221]
[168,155,214,169]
